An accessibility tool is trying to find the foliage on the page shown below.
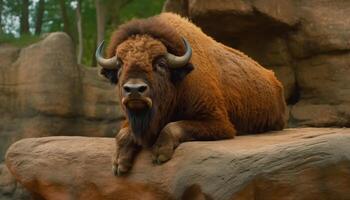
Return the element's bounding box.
[42,0,65,33]
[119,0,165,22]
[1,0,21,35]
[81,0,97,65]
[105,0,165,39]
[0,0,166,66]
[0,33,41,47]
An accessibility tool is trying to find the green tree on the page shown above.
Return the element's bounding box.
[20,0,30,35]
[80,0,97,65]
[41,0,62,33]
[2,0,20,35]
[1,0,166,66]
[95,0,106,46]
[34,0,45,35]
[0,0,3,34]
[76,0,83,64]
[58,0,72,39]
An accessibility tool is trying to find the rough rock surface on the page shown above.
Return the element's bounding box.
[0,33,123,162]
[164,0,350,127]
[6,128,350,200]
[0,164,31,200]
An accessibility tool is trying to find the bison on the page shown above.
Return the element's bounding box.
[96,13,286,176]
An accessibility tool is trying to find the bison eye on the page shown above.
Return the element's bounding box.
[153,57,167,70]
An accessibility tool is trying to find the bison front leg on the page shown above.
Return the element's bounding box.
[152,120,236,164]
[112,127,140,176]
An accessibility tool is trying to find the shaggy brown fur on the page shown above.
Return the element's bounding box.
[106,15,186,58]
[102,13,286,175]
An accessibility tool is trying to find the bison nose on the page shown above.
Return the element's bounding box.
[123,82,149,95]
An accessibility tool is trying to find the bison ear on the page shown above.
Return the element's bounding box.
[170,63,194,83]
[100,68,119,84]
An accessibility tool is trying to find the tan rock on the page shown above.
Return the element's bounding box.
[6,128,350,200]
[253,0,297,26]
[295,53,350,104]
[0,32,123,161]
[0,44,20,68]
[164,0,298,38]
[0,163,30,200]
[290,103,350,127]
[288,0,350,58]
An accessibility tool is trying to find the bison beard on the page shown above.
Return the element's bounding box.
[97,13,287,176]
[126,108,153,139]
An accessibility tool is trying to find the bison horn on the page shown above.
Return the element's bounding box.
[166,38,192,69]
[95,40,120,69]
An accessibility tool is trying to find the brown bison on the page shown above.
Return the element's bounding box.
[96,13,286,176]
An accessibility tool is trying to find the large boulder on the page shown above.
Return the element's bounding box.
[164,0,350,127]
[0,163,31,200]
[0,33,124,162]
[5,128,350,200]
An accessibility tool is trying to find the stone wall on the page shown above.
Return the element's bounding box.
[0,33,124,162]
[164,0,350,127]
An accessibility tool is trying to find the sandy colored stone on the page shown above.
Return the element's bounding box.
[0,163,30,200]
[0,32,123,162]
[288,0,350,58]
[290,103,350,127]
[0,44,20,68]
[5,128,350,200]
[295,53,350,105]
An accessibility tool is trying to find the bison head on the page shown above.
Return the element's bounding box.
[96,33,193,144]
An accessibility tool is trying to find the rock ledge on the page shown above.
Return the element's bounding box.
[6,128,350,200]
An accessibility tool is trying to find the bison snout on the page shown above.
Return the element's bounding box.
[123,83,148,94]
[123,82,149,96]
[122,79,152,110]
[122,79,150,97]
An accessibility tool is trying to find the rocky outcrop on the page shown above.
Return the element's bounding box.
[6,128,350,200]
[0,164,30,200]
[0,33,124,162]
[164,0,350,127]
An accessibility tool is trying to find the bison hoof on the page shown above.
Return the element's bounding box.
[152,136,175,165]
[112,163,130,176]
[153,153,171,165]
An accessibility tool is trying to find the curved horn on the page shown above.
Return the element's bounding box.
[95,40,119,69]
[165,37,192,69]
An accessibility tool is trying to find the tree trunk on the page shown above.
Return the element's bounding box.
[91,38,97,66]
[76,0,83,64]
[95,0,106,46]
[0,0,3,34]
[108,0,132,29]
[35,0,45,35]
[20,0,30,35]
[59,0,72,39]
[94,0,131,66]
